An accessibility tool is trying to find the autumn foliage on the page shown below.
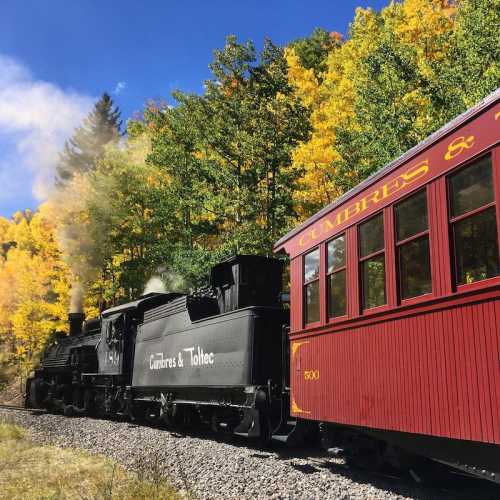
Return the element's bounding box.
[0,208,70,371]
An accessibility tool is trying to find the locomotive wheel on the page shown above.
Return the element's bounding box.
[72,386,83,409]
[27,378,43,409]
[259,414,273,448]
[172,405,196,430]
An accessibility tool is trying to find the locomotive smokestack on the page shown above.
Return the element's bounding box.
[68,313,85,336]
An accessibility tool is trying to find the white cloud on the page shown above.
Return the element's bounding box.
[0,54,94,202]
[113,81,126,94]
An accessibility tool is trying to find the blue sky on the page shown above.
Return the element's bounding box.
[0,0,387,218]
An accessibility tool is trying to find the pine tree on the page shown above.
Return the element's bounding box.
[56,93,122,185]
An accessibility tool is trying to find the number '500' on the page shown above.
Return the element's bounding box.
[304,370,320,381]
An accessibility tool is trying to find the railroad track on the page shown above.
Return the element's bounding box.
[0,403,46,413]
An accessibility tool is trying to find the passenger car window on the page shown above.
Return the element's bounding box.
[359,213,386,309]
[359,212,384,258]
[395,189,432,299]
[450,155,494,218]
[327,235,347,318]
[304,248,320,323]
[448,155,500,285]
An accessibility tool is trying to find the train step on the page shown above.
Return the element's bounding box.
[271,418,306,446]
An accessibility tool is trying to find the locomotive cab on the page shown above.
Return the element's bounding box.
[97,293,183,382]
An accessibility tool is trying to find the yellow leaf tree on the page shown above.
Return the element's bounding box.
[286,1,455,217]
[0,208,70,371]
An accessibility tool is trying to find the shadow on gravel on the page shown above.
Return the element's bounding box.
[304,456,500,500]
[249,453,272,459]
[289,463,318,475]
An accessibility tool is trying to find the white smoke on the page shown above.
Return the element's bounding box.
[143,276,167,295]
[143,269,188,295]
[0,54,94,202]
[70,282,85,313]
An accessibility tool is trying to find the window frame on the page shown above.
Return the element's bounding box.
[358,211,387,312]
[394,187,433,304]
[326,233,348,321]
[303,246,321,326]
[447,152,500,291]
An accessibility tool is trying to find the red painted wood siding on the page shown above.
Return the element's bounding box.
[290,291,500,444]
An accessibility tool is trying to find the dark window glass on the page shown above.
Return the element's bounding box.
[360,213,386,309]
[304,248,320,282]
[327,235,346,272]
[395,189,432,299]
[359,213,384,258]
[305,280,320,323]
[399,237,432,299]
[450,156,494,218]
[328,270,346,317]
[304,248,320,324]
[395,190,428,241]
[362,255,386,309]
[454,207,500,284]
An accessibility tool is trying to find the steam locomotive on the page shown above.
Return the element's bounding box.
[26,255,295,444]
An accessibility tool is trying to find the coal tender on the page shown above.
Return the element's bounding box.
[131,256,288,440]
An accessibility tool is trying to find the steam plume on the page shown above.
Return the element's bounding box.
[46,174,104,313]
[70,282,85,313]
[143,277,167,295]
[143,269,188,296]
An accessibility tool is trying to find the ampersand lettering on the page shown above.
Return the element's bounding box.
[444,135,475,161]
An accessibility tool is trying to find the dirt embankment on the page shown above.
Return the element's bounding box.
[0,377,24,406]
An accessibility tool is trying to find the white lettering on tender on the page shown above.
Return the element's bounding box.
[149,346,215,371]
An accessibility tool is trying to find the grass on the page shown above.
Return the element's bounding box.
[0,419,181,500]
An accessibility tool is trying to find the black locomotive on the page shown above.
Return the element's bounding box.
[26,255,295,443]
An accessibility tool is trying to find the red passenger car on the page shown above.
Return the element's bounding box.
[275,89,500,479]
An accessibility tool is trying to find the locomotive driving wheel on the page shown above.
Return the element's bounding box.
[259,413,273,447]
[27,377,44,409]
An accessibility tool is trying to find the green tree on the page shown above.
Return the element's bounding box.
[290,28,342,78]
[328,0,499,193]
[432,0,500,118]
[333,26,428,191]
[145,103,223,287]
[165,36,310,257]
[56,93,122,185]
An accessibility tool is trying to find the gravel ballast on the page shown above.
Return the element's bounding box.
[1,409,497,499]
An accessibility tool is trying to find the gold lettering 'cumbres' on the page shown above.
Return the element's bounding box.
[298,159,430,247]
